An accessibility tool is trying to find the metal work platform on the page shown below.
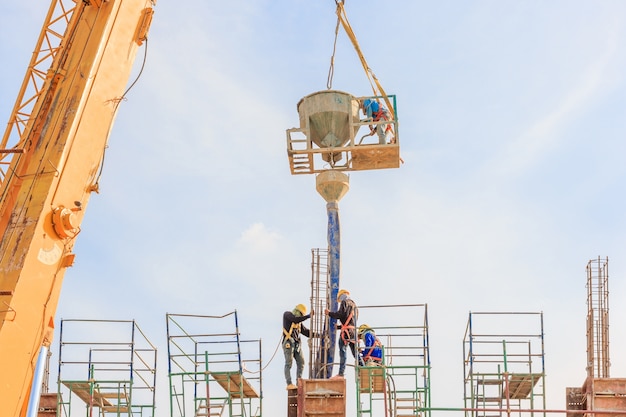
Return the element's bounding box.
[286,91,400,174]
[356,304,431,417]
[166,312,262,417]
[307,248,431,417]
[56,319,157,417]
[463,311,546,417]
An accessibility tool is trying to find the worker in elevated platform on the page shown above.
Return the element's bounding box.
[325,289,363,378]
[360,98,395,145]
[282,303,313,390]
[358,324,383,365]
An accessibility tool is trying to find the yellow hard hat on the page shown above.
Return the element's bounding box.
[337,289,350,302]
[295,304,307,315]
[358,324,371,338]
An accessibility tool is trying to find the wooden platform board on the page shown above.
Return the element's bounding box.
[62,381,129,412]
[506,373,542,399]
[350,144,400,170]
[359,366,385,393]
[210,372,259,398]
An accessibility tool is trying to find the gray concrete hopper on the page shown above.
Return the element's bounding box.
[297,90,360,161]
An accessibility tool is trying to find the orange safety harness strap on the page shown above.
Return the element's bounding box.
[340,300,357,344]
[363,334,382,362]
[373,106,393,133]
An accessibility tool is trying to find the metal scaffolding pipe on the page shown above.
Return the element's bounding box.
[26,345,48,417]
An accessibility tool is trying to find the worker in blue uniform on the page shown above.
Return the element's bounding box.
[360,98,394,144]
[358,324,383,365]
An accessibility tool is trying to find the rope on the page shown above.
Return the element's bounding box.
[242,335,283,374]
[326,13,341,89]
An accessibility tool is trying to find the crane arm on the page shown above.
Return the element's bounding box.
[0,1,154,416]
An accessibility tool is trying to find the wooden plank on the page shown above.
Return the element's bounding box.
[210,372,259,398]
[62,382,113,407]
[351,144,400,170]
[506,374,542,399]
[359,367,385,393]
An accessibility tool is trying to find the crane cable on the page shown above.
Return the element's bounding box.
[332,0,395,120]
[326,10,341,90]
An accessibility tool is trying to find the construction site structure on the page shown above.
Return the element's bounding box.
[585,256,610,379]
[0,1,154,415]
[301,248,431,417]
[55,319,157,417]
[463,311,547,417]
[566,257,626,417]
[166,312,263,417]
[355,304,431,417]
[284,1,402,401]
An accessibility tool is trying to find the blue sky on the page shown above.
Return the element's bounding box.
[2,1,626,416]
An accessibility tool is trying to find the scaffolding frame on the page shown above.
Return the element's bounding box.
[308,251,430,417]
[56,319,157,417]
[166,312,262,417]
[356,304,431,417]
[463,312,546,417]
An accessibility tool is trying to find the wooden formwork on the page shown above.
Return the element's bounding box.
[584,378,626,417]
[297,378,346,417]
[37,393,58,417]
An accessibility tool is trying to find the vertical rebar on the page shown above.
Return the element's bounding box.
[586,256,610,378]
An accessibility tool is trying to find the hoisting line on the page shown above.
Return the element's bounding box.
[326,12,341,90]
[334,1,395,121]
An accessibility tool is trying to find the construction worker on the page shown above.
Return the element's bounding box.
[358,324,383,365]
[360,98,394,144]
[325,289,362,378]
[282,303,313,390]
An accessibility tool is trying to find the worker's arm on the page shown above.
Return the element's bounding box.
[326,302,347,321]
[284,311,310,325]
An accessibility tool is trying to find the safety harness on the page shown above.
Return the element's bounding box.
[362,332,383,363]
[340,299,358,344]
[283,322,301,342]
[368,100,395,142]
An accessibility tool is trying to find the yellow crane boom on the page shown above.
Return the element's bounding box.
[0,1,154,415]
